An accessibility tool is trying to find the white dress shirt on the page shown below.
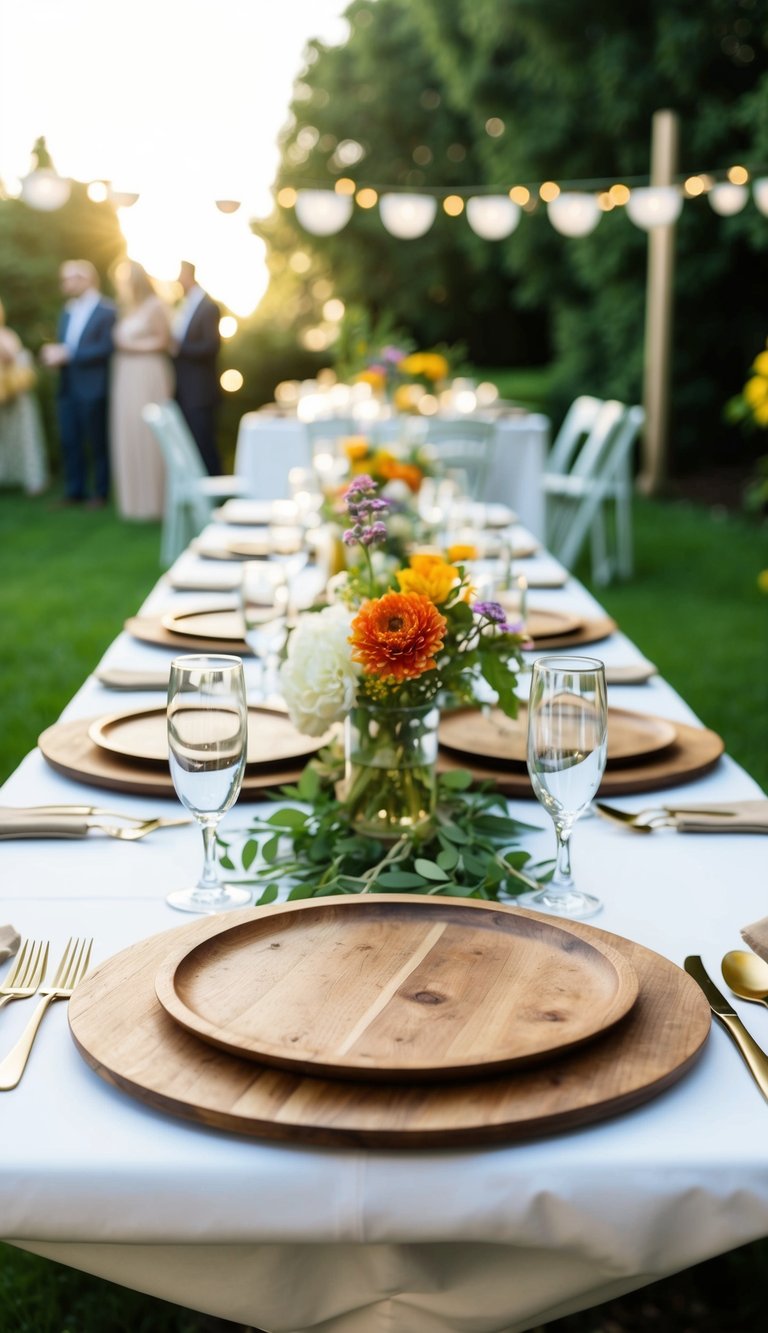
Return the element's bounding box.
[63,289,101,352]
[172,284,205,345]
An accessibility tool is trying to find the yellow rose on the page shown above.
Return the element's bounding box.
[753,352,768,377]
[342,436,370,462]
[446,543,478,563]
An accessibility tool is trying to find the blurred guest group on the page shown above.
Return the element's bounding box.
[0,259,223,518]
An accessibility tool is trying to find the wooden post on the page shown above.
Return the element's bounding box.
[637,109,680,495]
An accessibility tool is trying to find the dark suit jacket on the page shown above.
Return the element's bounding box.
[174,293,221,409]
[58,299,117,402]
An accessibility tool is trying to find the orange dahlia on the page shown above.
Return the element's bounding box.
[396,553,458,604]
[374,452,424,493]
[349,592,447,683]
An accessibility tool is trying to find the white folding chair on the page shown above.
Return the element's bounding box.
[422,418,495,498]
[143,402,249,565]
[547,396,604,476]
[544,402,644,585]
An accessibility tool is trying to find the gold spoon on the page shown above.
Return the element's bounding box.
[721,950,768,1008]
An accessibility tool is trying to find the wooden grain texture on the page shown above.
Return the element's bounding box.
[439,706,678,767]
[68,897,711,1148]
[153,902,639,1081]
[161,606,245,643]
[38,716,304,801]
[437,719,725,798]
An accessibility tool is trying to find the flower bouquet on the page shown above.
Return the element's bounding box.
[280,475,527,838]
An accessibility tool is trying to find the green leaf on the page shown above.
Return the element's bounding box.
[241,838,259,871]
[255,883,278,906]
[219,854,234,870]
[437,845,460,871]
[413,858,450,882]
[266,808,309,831]
[377,871,429,888]
[437,821,466,845]
[297,764,322,802]
[473,814,528,838]
[260,834,280,865]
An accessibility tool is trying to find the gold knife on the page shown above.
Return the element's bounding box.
[684,955,768,1102]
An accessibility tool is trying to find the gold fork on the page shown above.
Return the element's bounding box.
[0,939,49,1009]
[0,938,93,1090]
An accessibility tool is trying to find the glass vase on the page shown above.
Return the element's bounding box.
[343,702,439,838]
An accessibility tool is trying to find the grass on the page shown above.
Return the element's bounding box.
[0,486,766,1331]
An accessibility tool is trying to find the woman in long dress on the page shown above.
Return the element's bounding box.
[110,261,173,520]
[0,299,48,495]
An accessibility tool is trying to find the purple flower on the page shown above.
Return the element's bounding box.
[473,601,523,635]
[381,345,406,364]
[360,522,388,545]
[342,529,358,546]
[344,474,376,495]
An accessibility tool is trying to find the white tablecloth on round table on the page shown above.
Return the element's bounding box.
[234,413,550,539]
[1,528,767,1333]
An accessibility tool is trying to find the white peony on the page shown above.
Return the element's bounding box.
[279,603,359,737]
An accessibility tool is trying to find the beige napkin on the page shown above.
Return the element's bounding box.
[96,667,169,691]
[0,812,91,839]
[670,801,768,834]
[0,925,20,962]
[604,662,657,685]
[741,916,768,961]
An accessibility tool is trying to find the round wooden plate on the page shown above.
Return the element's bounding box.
[197,532,304,561]
[161,606,246,643]
[439,706,678,767]
[527,614,617,650]
[125,616,252,655]
[87,706,322,769]
[68,897,711,1148]
[519,608,583,639]
[214,500,300,526]
[437,718,724,797]
[154,901,639,1082]
[39,715,310,800]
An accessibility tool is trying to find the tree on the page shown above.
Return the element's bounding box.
[266,0,768,467]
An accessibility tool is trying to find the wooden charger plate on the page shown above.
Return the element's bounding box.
[154,900,639,1082]
[87,705,321,769]
[161,606,245,643]
[527,614,616,650]
[39,715,308,800]
[197,533,304,561]
[125,615,252,655]
[516,608,582,640]
[68,897,711,1148]
[437,718,724,797]
[439,706,678,768]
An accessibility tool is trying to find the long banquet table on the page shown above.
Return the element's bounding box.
[234,411,550,538]
[1,520,767,1333]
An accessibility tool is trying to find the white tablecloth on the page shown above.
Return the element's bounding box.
[234,413,550,538]
[1,530,767,1333]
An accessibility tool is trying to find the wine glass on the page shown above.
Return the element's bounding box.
[166,654,251,914]
[240,562,289,700]
[518,656,607,919]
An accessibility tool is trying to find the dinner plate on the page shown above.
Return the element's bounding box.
[438,706,678,767]
[154,898,639,1082]
[215,499,300,526]
[520,607,583,639]
[161,606,246,643]
[197,530,304,561]
[87,705,322,769]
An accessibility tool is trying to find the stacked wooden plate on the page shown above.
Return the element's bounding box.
[437,706,724,797]
[68,895,712,1148]
[39,705,327,800]
[495,596,616,650]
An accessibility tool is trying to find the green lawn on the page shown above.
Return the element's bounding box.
[0,487,766,1332]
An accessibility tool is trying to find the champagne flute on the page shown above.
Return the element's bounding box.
[518,656,607,919]
[166,654,251,914]
[240,562,289,700]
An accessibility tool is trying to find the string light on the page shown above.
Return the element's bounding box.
[355,187,378,208]
[443,195,464,216]
[608,183,630,206]
[277,187,297,208]
[728,164,749,185]
[509,186,530,206]
[334,177,356,195]
[539,181,560,203]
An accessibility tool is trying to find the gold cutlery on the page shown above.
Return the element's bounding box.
[0,808,191,841]
[684,955,768,1102]
[595,801,739,833]
[3,804,189,824]
[0,939,49,1009]
[722,950,768,1009]
[0,938,92,1090]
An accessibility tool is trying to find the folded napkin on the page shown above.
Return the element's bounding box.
[0,924,20,962]
[96,667,169,691]
[0,812,91,839]
[670,801,768,834]
[741,916,768,961]
[604,662,657,685]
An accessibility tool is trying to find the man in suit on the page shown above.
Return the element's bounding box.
[171,261,222,473]
[41,260,116,507]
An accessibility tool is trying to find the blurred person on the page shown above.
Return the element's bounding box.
[171,260,221,473]
[40,260,116,507]
[110,260,173,520]
[0,299,48,495]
